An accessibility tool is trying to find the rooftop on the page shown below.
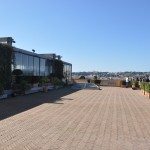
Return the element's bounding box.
[0,87,150,149]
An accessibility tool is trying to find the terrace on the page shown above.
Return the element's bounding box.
[0,86,150,149]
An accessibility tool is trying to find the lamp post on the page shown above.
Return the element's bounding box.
[32,49,35,53]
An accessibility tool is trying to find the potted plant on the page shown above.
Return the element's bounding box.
[19,80,31,95]
[51,77,64,89]
[12,78,30,96]
[132,80,139,90]
[40,77,49,92]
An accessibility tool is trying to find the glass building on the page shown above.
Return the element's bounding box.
[0,37,72,87]
[12,47,72,81]
[63,62,72,83]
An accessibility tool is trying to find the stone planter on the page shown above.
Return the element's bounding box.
[132,85,136,90]
[25,87,43,94]
[141,89,150,99]
[0,94,7,100]
[55,85,63,89]
[43,86,48,93]
[47,85,54,90]
[145,91,150,99]
[33,83,39,87]
[4,90,13,96]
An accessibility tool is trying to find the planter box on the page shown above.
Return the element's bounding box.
[24,85,54,95]
[145,91,150,99]
[55,86,63,89]
[0,94,8,100]
[47,85,54,90]
[141,90,145,95]
[25,87,43,94]
[40,85,54,92]
[33,83,39,87]
[141,90,150,99]
[4,90,13,96]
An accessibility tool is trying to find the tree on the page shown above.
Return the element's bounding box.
[0,44,14,89]
[79,76,85,79]
[51,59,64,80]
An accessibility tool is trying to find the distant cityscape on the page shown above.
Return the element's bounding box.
[72,71,150,80]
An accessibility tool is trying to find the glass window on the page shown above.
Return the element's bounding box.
[63,64,72,82]
[34,57,40,76]
[22,54,28,75]
[28,56,34,76]
[14,52,22,70]
[40,58,45,76]
[45,60,52,76]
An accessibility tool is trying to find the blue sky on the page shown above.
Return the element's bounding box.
[0,0,150,72]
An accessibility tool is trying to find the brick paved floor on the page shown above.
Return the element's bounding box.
[0,87,150,150]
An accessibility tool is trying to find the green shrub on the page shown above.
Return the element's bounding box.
[39,77,49,86]
[140,82,150,92]
[12,69,23,76]
[0,44,14,89]
[140,82,145,90]
[51,60,64,80]
[19,80,31,92]
[51,77,64,86]
[132,81,139,88]
[145,83,150,93]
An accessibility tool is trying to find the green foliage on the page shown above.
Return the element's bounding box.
[132,80,139,88]
[25,76,40,84]
[12,69,24,85]
[145,83,150,93]
[12,69,23,76]
[141,82,150,92]
[140,82,145,90]
[51,77,64,86]
[51,59,64,80]
[0,82,4,95]
[0,44,14,89]
[39,77,49,85]
[19,80,31,92]
[140,82,150,92]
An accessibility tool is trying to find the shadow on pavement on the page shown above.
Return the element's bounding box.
[0,87,79,121]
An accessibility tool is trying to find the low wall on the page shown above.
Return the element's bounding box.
[73,79,87,83]
[100,80,121,87]
[73,79,122,87]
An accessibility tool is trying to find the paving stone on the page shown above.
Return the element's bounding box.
[0,87,150,150]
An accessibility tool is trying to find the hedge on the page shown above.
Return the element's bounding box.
[140,82,150,93]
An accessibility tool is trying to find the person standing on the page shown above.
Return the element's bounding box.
[125,77,129,88]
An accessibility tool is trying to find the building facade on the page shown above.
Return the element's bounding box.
[0,37,72,83]
[13,48,52,77]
